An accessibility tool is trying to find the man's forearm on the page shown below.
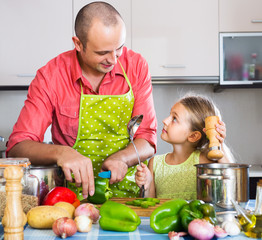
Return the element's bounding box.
[107,138,154,167]
[7,140,69,165]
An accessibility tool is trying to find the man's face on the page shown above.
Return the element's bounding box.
[76,18,126,75]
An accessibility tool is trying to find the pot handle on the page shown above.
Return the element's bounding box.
[198,174,230,180]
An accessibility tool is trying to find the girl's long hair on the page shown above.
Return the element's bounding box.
[179,93,235,162]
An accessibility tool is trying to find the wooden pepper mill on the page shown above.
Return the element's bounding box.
[205,116,224,161]
[2,166,27,240]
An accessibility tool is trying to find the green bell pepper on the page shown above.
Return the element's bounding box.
[150,199,187,234]
[179,200,217,231]
[99,200,141,232]
[125,197,160,208]
[141,201,156,208]
[198,203,217,225]
[88,178,113,204]
[144,198,160,204]
[180,200,204,231]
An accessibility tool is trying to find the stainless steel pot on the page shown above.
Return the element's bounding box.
[30,165,65,204]
[195,163,251,209]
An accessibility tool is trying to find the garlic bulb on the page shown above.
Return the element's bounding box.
[74,215,92,232]
[222,220,241,236]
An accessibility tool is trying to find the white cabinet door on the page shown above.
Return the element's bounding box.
[219,0,262,32]
[132,0,219,77]
[73,0,131,49]
[0,0,72,86]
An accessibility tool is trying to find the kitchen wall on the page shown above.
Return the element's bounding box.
[0,85,262,164]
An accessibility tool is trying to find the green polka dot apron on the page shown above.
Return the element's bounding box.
[67,61,139,200]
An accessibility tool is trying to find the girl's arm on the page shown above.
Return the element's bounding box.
[146,157,156,197]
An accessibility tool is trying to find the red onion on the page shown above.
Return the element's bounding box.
[214,225,228,238]
[188,219,214,240]
[74,203,100,223]
[52,217,77,239]
[168,231,187,240]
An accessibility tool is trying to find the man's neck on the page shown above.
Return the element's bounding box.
[77,53,105,93]
[82,70,105,93]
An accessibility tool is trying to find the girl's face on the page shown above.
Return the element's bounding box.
[161,102,192,144]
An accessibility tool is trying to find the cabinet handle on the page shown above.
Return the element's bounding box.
[17,74,35,77]
[251,20,262,23]
[161,64,186,69]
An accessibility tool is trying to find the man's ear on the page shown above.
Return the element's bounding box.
[72,36,82,52]
[188,131,202,143]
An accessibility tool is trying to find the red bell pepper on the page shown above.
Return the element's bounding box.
[42,187,77,206]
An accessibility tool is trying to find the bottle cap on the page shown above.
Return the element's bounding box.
[258,179,262,186]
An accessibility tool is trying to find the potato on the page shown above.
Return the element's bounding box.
[27,206,71,229]
[54,201,75,219]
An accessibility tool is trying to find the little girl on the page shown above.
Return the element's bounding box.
[135,93,234,200]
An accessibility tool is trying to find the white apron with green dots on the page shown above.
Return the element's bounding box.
[68,61,139,200]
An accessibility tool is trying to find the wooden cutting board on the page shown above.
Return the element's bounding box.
[95,198,172,217]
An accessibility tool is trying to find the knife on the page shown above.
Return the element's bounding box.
[98,171,111,179]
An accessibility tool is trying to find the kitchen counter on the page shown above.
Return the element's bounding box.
[0,218,258,240]
[0,200,258,240]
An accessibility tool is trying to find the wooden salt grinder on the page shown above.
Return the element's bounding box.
[205,116,224,161]
[2,166,27,240]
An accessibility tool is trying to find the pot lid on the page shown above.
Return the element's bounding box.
[194,163,251,169]
[30,164,59,169]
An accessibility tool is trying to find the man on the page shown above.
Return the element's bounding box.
[7,2,157,199]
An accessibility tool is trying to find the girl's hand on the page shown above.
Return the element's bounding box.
[203,120,226,144]
[215,120,226,143]
[135,162,152,190]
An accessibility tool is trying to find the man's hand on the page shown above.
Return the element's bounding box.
[101,138,154,185]
[8,140,95,199]
[56,147,95,198]
[101,158,128,185]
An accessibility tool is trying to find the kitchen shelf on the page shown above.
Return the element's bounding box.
[214,82,262,92]
[151,76,219,85]
[1,77,261,92]
[0,86,29,91]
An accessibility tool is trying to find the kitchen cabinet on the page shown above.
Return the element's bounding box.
[73,0,131,49]
[219,32,262,85]
[0,0,72,87]
[131,0,219,78]
[219,0,262,32]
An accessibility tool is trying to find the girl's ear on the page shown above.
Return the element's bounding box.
[188,131,202,143]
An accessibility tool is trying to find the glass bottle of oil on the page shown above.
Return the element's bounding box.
[238,179,262,238]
